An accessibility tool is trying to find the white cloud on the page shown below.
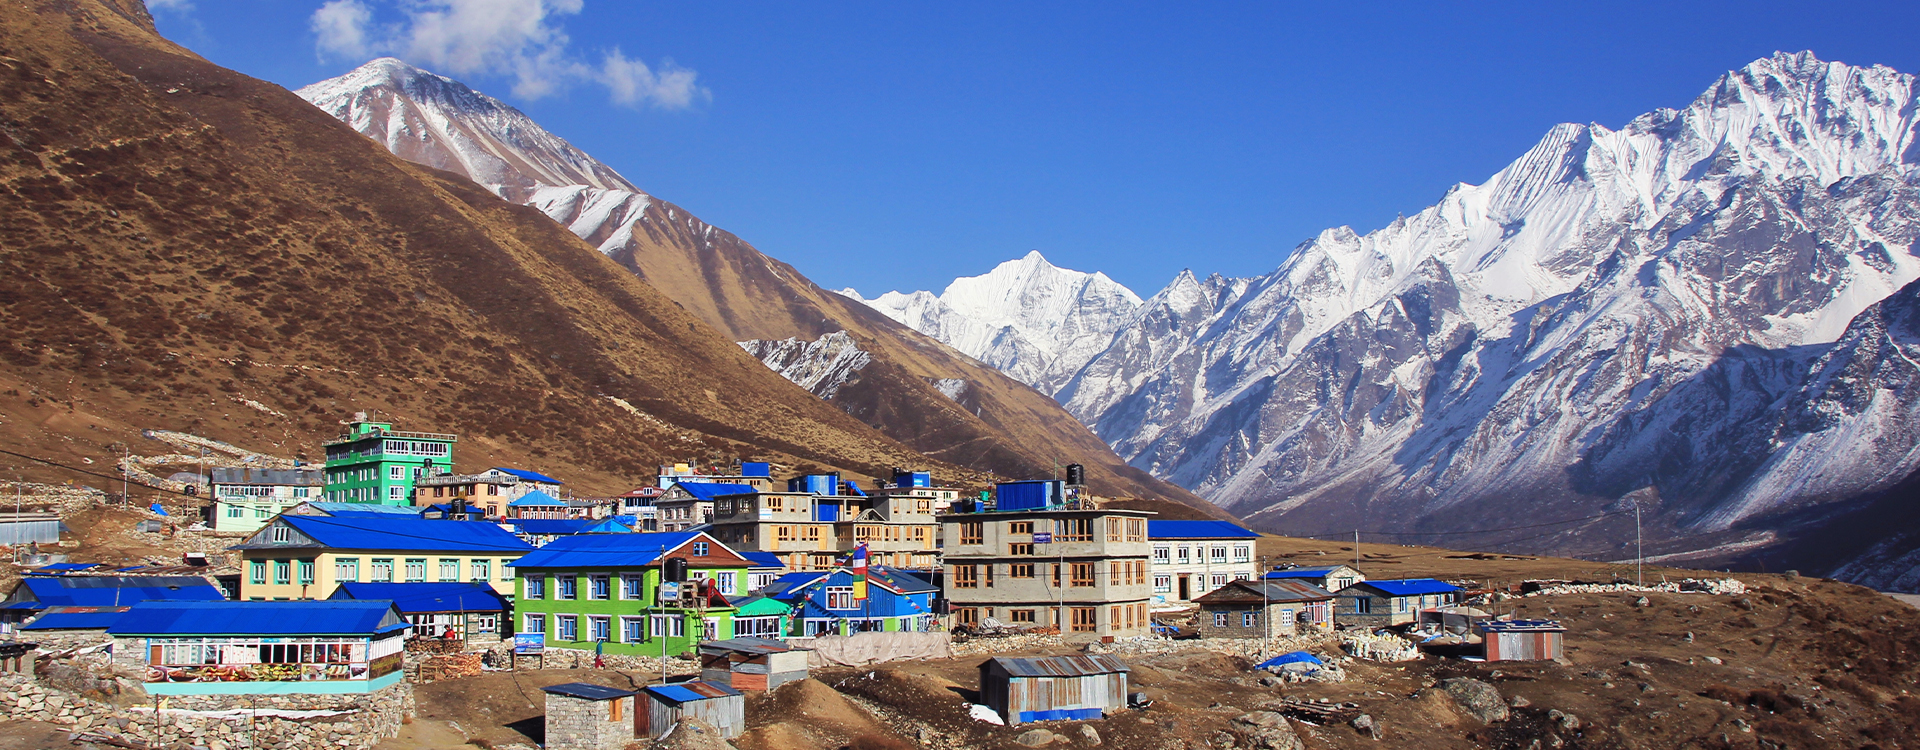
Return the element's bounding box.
[147,0,194,11]
[309,0,704,108]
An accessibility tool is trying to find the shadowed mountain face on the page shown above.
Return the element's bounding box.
[0,0,1010,493]
[299,58,1222,517]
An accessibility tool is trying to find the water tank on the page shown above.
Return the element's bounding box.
[1065,464,1085,486]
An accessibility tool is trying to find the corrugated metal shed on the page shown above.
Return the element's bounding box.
[1146,520,1259,539]
[22,606,130,631]
[699,638,810,691]
[980,655,1130,725]
[106,601,409,637]
[1481,620,1566,661]
[639,681,745,739]
[0,515,66,546]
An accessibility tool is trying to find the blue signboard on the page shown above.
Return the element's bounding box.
[1032,532,1052,544]
[513,633,545,655]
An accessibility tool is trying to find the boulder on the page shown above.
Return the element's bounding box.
[1440,678,1509,723]
[1350,713,1380,739]
[1078,724,1102,746]
[1231,711,1303,750]
[1015,729,1056,746]
[654,717,736,750]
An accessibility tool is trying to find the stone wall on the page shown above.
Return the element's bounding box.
[478,644,700,676]
[0,668,413,750]
[543,692,636,750]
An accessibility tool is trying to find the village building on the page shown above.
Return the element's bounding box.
[506,518,637,547]
[231,515,530,600]
[706,474,942,571]
[1263,564,1366,593]
[762,566,937,636]
[1190,579,1335,639]
[978,655,1131,725]
[741,551,786,592]
[698,637,810,690]
[637,681,745,740]
[20,605,130,635]
[328,581,510,643]
[940,483,1154,639]
[0,574,225,628]
[1147,520,1260,608]
[0,511,64,548]
[411,467,564,518]
[657,462,776,492]
[321,416,456,506]
[541,683,637,750]
[702,490,835,569]
[108,600,409,695]
[507,490,572,520]
[655,482,758,533]
[509,531,751,656]
[865,469,964,511]
[1480,619,1567,661]
[725,594,792,639]
[209,468,324,533]
[615,487,665,530]
[284,501,421,521]
[1333,579,1464,629]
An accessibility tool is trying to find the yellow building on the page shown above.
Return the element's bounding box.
[232,514,532,601]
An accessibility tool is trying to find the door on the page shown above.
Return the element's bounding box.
[1177,575,1190,601]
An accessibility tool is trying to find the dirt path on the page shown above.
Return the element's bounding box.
[373,718,475,750]
[1887,592,1920,609]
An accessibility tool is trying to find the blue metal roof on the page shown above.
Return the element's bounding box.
[1147,520,1260,540]
[762,571,828,598]
[301,502,419,516]
[329,582,509,614]
[672,483,758,501]
[508,532,732,569]
[542,682,632,700]
[511,519,600,535]
[107,601,409,637]
[643,681,741,704]
[15,576,225,607]
[581,518,636,534]
[492,467,564,485]
[275,515,532,553]
[507,490,567,507]
[33,563,102,573]
[22,607,130,631]
[1353,578,1462,596]
[740,551,784,569]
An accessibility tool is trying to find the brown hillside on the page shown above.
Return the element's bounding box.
[0,0,1007,494]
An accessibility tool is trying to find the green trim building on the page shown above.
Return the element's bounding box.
[509,531,752,656]
[322,417,457,506]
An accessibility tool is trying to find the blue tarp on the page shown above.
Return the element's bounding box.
[148,503,169,516]
[1255,651,1323,670]
[673,483,758,501]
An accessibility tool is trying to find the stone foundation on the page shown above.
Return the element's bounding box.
[0,669,413,750]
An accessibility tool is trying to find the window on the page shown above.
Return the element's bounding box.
[225,505,244,518]
[952,565,979,588]
[692,542,709,556]
[959,522,982,545]
[1177,546,1190,563]
[1354,598,1372,615]
[1110,561,1124,586]
[1057,518,1093,542]
[589,616,610,642]
[249,560,266,584]
[622,617,646,643]
[1009,521,1033,536]
[335,558,359,583]
[766,496,783,512]
[434,486,446,498]
[1153,574,1172,593]
[1107,518,1124,542]
[1152,545,1170,563]
[622,574,644,600]
[404,558,426,582]
[985,564,995,587]
[1243,612,1259,628]
[1233,545,1251,562]
[590,575,610,600]
[296,560,314,585]
[255,505,272,518]
[389,466,407,480]
[526,575,546,599]
[439,559,460,582]
[557,615,577,641]
[1210,546,1228,564]
[1071,562,1095,587]
[803,526,822,542]
[559,576,577,600]
[371,558,394,583]
[1010,562,1034,578]
[273,560,291,585]
[389,487,405,500]
[826,586,854,610]
[1071,607,1097,632]
[1126,518,1146,542]
[470,559,490,581]
[1009,609,1036,624]
[270,526,291,544]
[717,572,738,595]
[1008,541,1033,556]
[954,608,979,628]
[1233,572,1251,581]
[1213,612,1228,627]
[649,615,685,638]
[775,526,794,543]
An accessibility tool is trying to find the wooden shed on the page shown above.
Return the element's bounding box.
[697,637,810,691]
[979,655,1130,725]
[638,681,746,740]
[1480,620,1566,662]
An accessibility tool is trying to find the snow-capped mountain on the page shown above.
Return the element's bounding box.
[738,332,872,400]
[1060,51,1920,563]
[844,251,1143,393]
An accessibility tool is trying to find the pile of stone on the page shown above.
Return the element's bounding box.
[1091,633,1338,660]
[1340,632,1422,662]
[0,670,413,750]
[950,632,1066,656]
[1521,578,1747,598]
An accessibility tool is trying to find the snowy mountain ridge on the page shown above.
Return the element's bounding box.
[843,251,1143,393]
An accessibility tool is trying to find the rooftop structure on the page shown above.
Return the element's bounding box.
[322,417,457,506]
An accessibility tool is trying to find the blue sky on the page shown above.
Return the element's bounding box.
[154,1,1920,296]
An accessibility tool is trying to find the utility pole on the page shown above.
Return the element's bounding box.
[120,444,130,508]
[1634,502,1644,588]
[1353,530,1360,571]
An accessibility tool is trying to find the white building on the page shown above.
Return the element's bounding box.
[210,468,323,534]
[1146,520,1260,609]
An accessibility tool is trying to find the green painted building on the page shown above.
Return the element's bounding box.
[509,531,752,656]
[322,417,457,506]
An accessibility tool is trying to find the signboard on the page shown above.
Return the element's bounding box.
[1031,532,1052,544]
[659,581,681,602]
[513,633,545,655]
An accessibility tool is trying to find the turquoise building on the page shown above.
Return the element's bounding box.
[322,417,457,506]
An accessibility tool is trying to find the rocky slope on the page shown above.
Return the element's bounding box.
[842,251,1143,394]
[298,58,1217,514]
[0,0,1002,495]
